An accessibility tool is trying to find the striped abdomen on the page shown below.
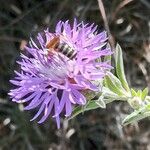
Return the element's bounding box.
[56,43,77,60]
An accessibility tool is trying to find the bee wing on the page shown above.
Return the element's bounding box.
[46,36,60,49]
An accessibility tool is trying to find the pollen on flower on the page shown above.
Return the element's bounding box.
[9,19,112,128]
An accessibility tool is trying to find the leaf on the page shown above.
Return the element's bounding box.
[115,44,130,92]
[68,95,128,121]
[122,104,150,125]
[104,43,112,62]
[131,88,137,97]
[103,44,112,66]
[96,95,106,108]
[137,90,142,98]
[141,88,148,100]
[145,96,150,102]
[104,72,128,96]
[102,87,118,98]
[68,100,101,120]
[96,100,106,108]
[104,55,111,63]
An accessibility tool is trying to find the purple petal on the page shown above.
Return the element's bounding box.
[38,96,54,123]
[71,89,86,105]
[24,92,43,110]
[30,102,45,121]
[65,99,72,117]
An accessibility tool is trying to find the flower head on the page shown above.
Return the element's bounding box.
[9,19,112,128]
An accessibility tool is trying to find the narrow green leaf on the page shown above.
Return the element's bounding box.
[122,109,143,126]
[115,44,130,92]
[104,44,112,61]
[122,104,150,125]
[131,88,137,97]
[96,95,106,108]
[102,87,118,98]
[68,95,128,121]
[104,55,111,63]
[145,96,150,102]
[96,100,106,108]
[68,100,101,120]
[141,88,148,100]
[105,72,128,96]
[137,90,142,98]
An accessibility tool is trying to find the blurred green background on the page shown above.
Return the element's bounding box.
[0,0,150,149]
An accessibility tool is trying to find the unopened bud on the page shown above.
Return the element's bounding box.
[128,96,144,110]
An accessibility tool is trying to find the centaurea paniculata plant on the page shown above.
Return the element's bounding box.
[9,20,150,128]
[9,20,112,128]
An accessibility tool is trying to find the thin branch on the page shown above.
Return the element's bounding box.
[97,0,115,51]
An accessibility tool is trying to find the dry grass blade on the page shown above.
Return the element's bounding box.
[0,0,51,31]
[97,0,115,51]
[111,0,134,21]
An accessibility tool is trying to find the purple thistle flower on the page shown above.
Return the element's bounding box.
[9,19,112,128]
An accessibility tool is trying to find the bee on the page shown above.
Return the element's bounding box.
[46,36,77,60]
